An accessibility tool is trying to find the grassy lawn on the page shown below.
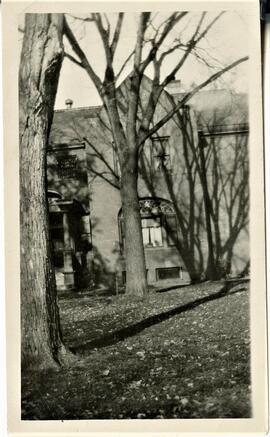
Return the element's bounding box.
[21,280,251,420]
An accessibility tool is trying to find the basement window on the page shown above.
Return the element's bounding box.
[156,267,181,281]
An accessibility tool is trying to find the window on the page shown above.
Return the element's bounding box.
[52,237,64,252]
[57,155,78,179]
[119,216,163,250]
[141,217,163,247]
[49,212,63,229]
[156,267,180,281]
[118,198,178,252]
[152,137,171,171]
[49,213,64,251]
[53,252,64,268]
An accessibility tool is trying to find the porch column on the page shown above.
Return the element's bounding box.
[63,211,75,290]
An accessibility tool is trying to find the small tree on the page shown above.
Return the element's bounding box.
[63,12,248,294]
[20,14,70,368]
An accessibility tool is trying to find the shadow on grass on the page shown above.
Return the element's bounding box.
[71,280,249,355]
[154,282,191,293]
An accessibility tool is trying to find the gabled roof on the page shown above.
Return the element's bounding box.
[50,76,248,147]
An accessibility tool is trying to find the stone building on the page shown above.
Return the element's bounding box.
[47,77,249,291]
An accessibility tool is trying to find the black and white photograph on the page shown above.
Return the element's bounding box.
[3,0,267,433]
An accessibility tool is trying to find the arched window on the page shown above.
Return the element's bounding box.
[118,198,178,251]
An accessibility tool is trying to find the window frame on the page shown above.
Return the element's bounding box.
[118,198,179,253]
[156,266,181,281]
[141,215,163,248]
[151,136,172,173]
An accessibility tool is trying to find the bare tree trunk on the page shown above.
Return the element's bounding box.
[240,260,250,277]
[19,14,69,369]
[181,252,202,283]
[121,152,148,296]
[198,136,218,280]
[225,247,233,276]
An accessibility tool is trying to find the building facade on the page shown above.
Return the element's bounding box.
[47,78,249,291]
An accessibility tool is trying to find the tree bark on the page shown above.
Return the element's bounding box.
[181,252,202,283]
[19,13,69,369]
[120,152,148,296]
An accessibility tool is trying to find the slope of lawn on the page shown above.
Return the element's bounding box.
[21,280,251,420]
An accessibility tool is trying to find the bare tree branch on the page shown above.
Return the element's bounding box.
[158,40,186,63]
[83,136,119,179]
[161,12,225,88]
[139,56,249,146]
[67,14,94,23]
[88,167,120,190]
[134,12,151,69]
[64,52,83,68]
[115,49,135,81]
[111,13,124,56]
[139,12,188,74]
[126,13,151,146]
[92,13,112,64]
[137,12,225,144]
[63,16,103,92]
[103,13,111,34]
[196,12,225,45]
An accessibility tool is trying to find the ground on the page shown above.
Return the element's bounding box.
[21,279,251,420]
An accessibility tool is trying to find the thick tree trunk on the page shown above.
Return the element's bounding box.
[183,256,202,283]
[19,14,69,369]
[120,153,148,296]
[178,248,202,283]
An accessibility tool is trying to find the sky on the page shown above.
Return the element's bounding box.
[54,10,250,109]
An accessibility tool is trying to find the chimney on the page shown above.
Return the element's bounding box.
[166,80,182,96]
[65,98,73,109]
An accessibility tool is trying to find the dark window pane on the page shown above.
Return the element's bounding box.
[50,228,64,243]
[53,252,64,268]
[57,155,78,179]
[156,267,180,280]
[49,213,63,229]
